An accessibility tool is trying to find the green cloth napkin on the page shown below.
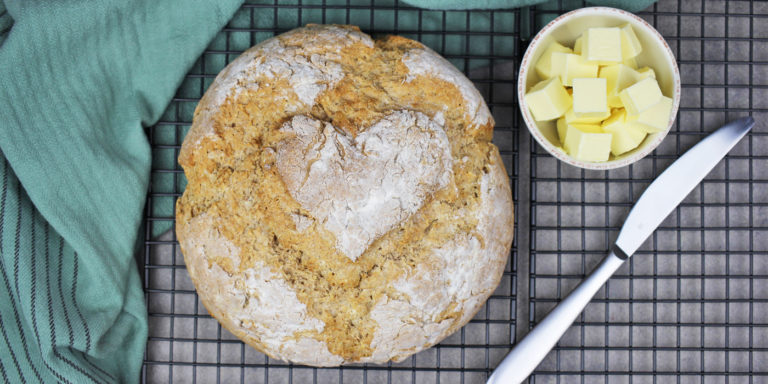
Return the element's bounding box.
[398,0,656,37]
[0,0,242,382]
[0,0,656,382]
[400,0,654,12]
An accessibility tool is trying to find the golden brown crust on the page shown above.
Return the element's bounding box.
[176,24,513,366]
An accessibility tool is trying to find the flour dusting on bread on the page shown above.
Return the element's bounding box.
[402,48,493,128]
[181,26,372,161]
[365,150,512,362]
[275,111,452,261]
[179,214,343,366]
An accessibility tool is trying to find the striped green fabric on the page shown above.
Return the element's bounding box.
[0,3,11,46]
[0,0,242,382]
[0,156,126,383]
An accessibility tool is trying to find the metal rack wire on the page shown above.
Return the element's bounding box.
[528,0,768,382]
[141,0,766,382]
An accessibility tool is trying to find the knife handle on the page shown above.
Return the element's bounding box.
[487,251,626,384]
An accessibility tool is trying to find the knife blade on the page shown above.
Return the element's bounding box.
[488,116,755,384]
[614,116,754,256]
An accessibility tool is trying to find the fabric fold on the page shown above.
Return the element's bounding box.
[0,0,243,382]
[400,0,655,12]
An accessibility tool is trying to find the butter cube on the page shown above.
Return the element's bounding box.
[565,106,609,124]
[620,23,643,59]
[599,64,640,108]
[636,66,656,79]
[626,96,673,133]
[558,116,606,144]
[601,108,626,131]
[618,77,663,115]
[602,109,647,156]
[572,78,609,120]
[550,52,599,86]
[535,41,573,79]
[563,124,612,162]
[581,27,622,64]
[525,77,572,121]
[573,36,583,54]
[623,57,638,69]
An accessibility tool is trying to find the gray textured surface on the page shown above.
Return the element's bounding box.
[525,1,768,382]
[143,0,768,382]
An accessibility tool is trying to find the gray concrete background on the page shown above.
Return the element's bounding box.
[142,0,768,382]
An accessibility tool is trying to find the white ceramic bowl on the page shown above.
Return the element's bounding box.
[518,7,681,169]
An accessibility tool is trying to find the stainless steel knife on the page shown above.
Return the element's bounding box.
[488,116,755,384]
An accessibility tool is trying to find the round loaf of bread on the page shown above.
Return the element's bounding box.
[176,24,514,366]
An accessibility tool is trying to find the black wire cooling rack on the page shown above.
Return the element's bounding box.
[140,0,768,382]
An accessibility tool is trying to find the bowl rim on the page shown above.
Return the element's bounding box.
[518,6,681,170]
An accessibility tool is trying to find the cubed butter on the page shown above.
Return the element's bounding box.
[601,108,626,131]
[534,41,573,79]
[565,106,609,124]
[618,77,663,115]
[550,52,599,86]
[563,124,612,162]
[599,64,640,108]
[620,23,643,59]
[525,77,572,121]
[572,78,609,120]
[626,96,673,133]
[581,27,622,64]
[636,66,656,79]
[623,57,638,69]
[573,36,583,54]
[602,108,647,156]
[559,116,607,143]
